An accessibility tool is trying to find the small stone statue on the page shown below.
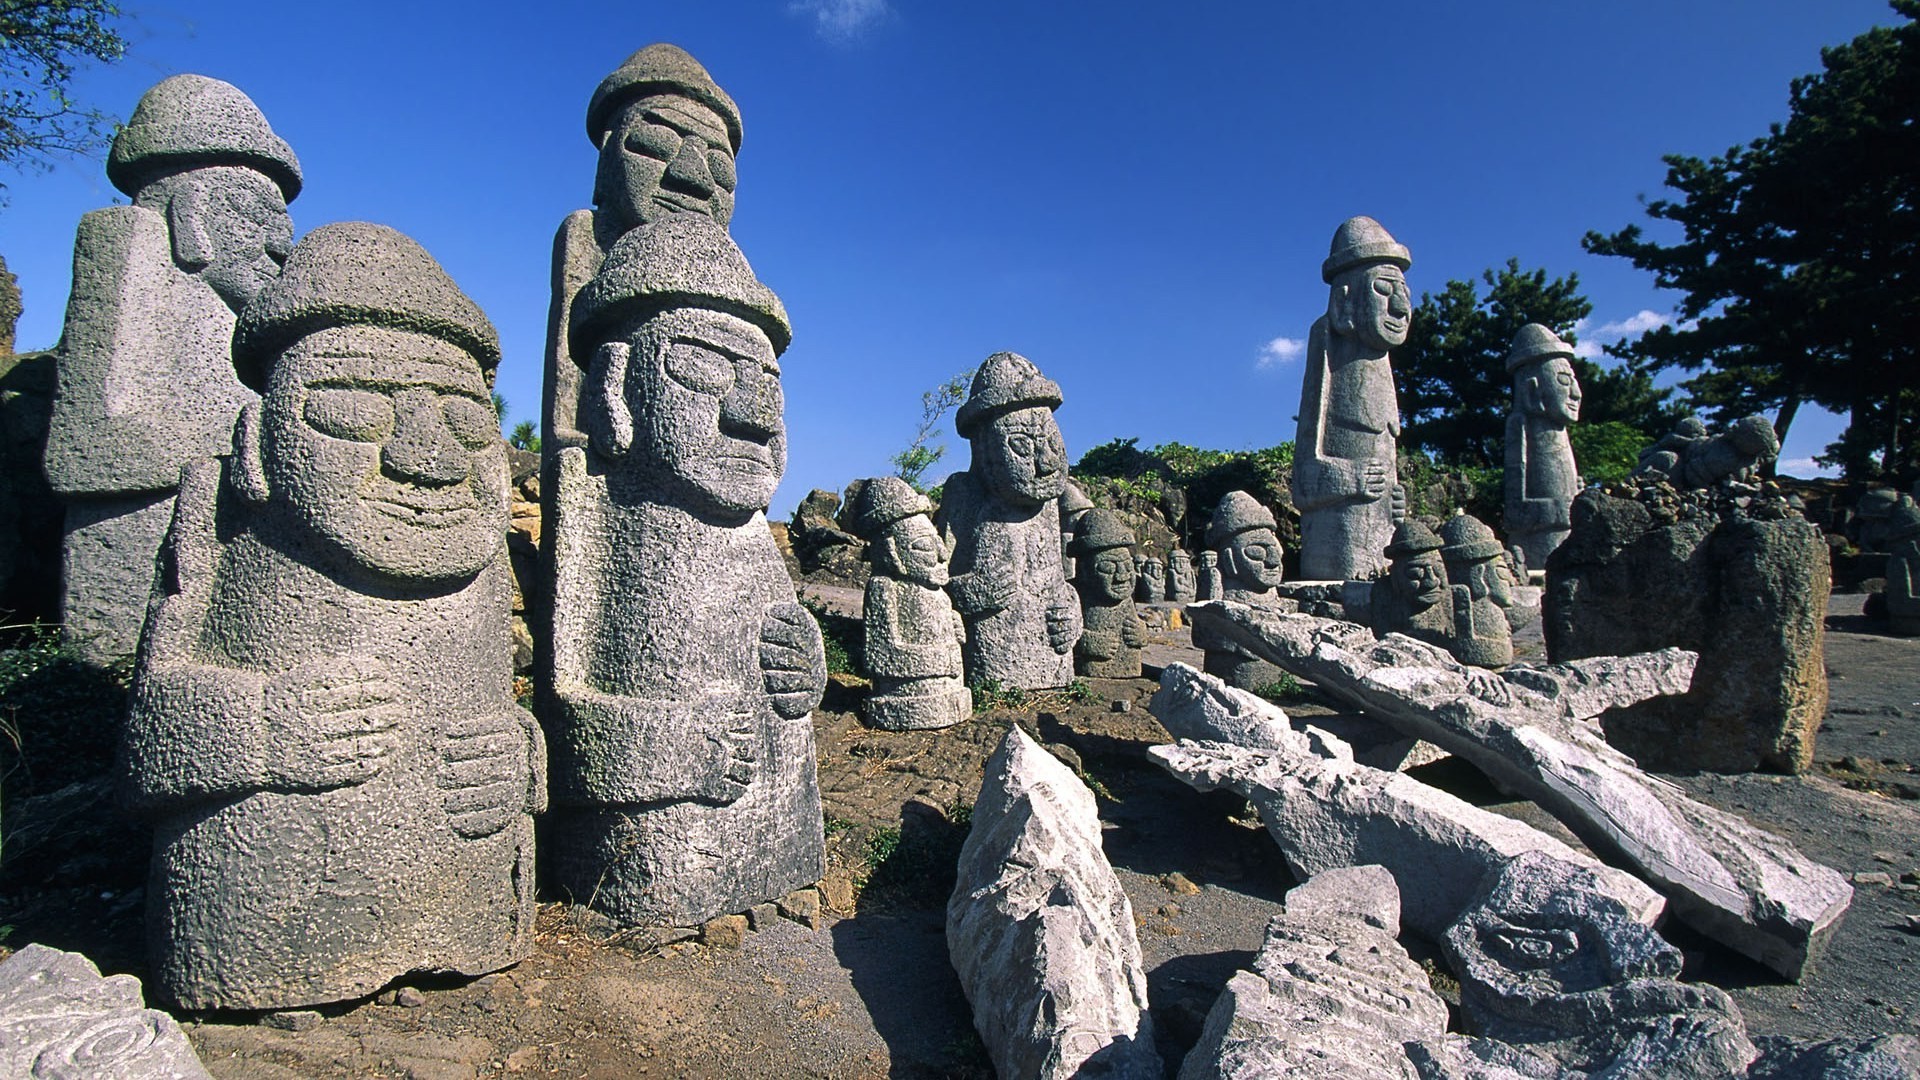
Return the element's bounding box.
[851,477,970,729]
[1504,324,1582,570]
[1072,510,1146,678]
[1194,491,1288,689]
[1058,480,1093,580]
[1135,554,1165,603]
[45,74,301,663]
[541,214,824,927]
[122,223,542,1009]
[1367,520,1456,650]
[1438,514,1515,667]
[1194,550,1221,601]
[936,352,1082,689]
[1293,216,1410,581]
[1851,488,1902,553]
[1165,548,1195,602]
[1885,502,1920,636]
[1635,414,1779,488]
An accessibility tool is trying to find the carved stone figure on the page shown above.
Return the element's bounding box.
[1072,510,1145,678]
[540,214,824,927]
[1438,513,1514,667]
[1292,216,1410,581]
[1883,502,1920,636]
[0,944,213,1079]
[1165,548,1195,602]
[851,477,970,729]
[1195,550,1220,601]
[121,223,541,1009]
[1058,479,1093,580]
[1193,490,1287,689]
[1134,554,1164,603]
[1635,414,1779,488]
[935,352,1082,689]
[1504,323,1582,569]
[45,74,300,663]
[1851,488,1902,553]
[1366,520,1455,650]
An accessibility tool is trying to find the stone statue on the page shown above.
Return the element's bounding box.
[1851,488,1902,553]
[1503,323,1582,570]
[1438,513,1515,667]
[45,74,300,663]
[1885,502,1920,636]
[1134,554,1164,603]
[1058,479,1093,580]
[121,223,541,1010]
[1367,520,1457,650]
[1293,216,1410,581]
[935,352,1082,690]
[1165,548,1195,602]
[851,477,970,729]
[1193,490,1288,689]
[1634,414,1779,488]
[1194,549,1221,601]
[540,214,824,927]
[1072,510,1145,678]
[543,44,741,457]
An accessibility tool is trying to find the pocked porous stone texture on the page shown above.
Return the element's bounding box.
[850,476,970,730]
[1504,323,1583,571]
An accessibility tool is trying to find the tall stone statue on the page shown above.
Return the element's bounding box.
[540,214,824,927]
[45,74,300,662]
[936,352,1082,690]
[1194,490,1288,689]
[1504,323,1582,570]
[1293,216,1410,581]
[1134,554,1164,603]
[851,477,970,729]
[1165,548,1195,602]
[1072,509,1145,678]
[542,44,740,457]
[1438,513,1515,667]
[1367,520,1456,650]
[1883,502,1920,637]
[121,223,541,1009]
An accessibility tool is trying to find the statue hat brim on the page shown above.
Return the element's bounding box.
[108,74,302,200]
[587,43,742,153]
[954,351,1062,438]
[850,476,931,539]
[569,214,791,361]
[1384,520,1444,559]
[1506,323,1577,373]
[1438,513,1503,561]
[1071,508,1137,554]
[1321,215,1411,283]
[1205,490,1278,548]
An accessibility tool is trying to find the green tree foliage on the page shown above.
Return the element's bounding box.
[1074,437,1294,538]
[1584,1,1920,482]
[508,420,540,452]
[1570,420,1651,484]
[890,372,969,492]
[0,1,129,195]
[1396,259,1677,469]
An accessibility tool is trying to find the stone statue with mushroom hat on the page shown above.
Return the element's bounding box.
[1195,549,1222,600]
[1135,553,1165,603]
[1193,490,1289,688]
[1165,548,1195,602]
[1439,512,1516,666]
[1368,520,1459,651]
[851,476,970,729]
[1058,479,1094,579]
[45,74,301,663]
[1072,509,1146,678]
[1504,323,1583,570]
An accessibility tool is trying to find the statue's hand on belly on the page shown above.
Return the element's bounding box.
[759,601,826,720]
[438,709,535,838]
[263,655,403,792]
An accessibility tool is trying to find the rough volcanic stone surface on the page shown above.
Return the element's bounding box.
[0,944,212,1079]
[121,223,541,1010]
[1444,851,1758,1076]
[1438,512,1516,667]
[1187,601,1853,981]
[540,214,824,928]
[850,476,970,730]
[1748,1034,1920,1079]
[948,727,1159,1080]
[1545,484,1829,773]
[1292,216,1411,581]
[1148,663,1661,938]
[1178,866,1448,1080]
[1166,548,1196,602]
[45,74,299,663]
[1887,503,1920,636]
[1195,491,1289,690]
[1136,555,1165,603]
[1504,323,1582,571]
[1195,550,1221,600]
[936,352,1082,689]
[1367,519,1461,654]
[1073,509,1146,678]
[1634,413,1779,489]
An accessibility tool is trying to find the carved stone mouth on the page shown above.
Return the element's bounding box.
[369,498,479,527]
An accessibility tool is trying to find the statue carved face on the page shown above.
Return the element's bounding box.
[1334,263,1412,351]
[1391,550,1447,609]
[1083,548,1134,603]
[1523,358,1582,426]
[1456,556,1514,608]
[882,514,949,588]
[974,405,1068,507]
[602,307,785,519]
[594,93,737,239]
[154,165,294,313]
[259,325,507,585]
[1222,528,1285,590]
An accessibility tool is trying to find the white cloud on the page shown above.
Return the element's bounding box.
[789,0,890,41]
[1256,336,1305,370]
[1777,457,1840,478]
[1570,310,1681,359]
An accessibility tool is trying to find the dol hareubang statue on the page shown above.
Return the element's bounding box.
[121,223,542,1010]
[1504,324,1582,570]
[1293,216,1411,581]
[936,352,1083,690]
[852,477,971,730]
[46,74,301,662]
[1072,509,1145,678]
[541,214,825,927]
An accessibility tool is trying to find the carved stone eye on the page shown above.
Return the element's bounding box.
[1006,434,1035,458]
[441,395,499,451]
[663,342,737,397]
[625,120,681,161]
[304,388,394,442]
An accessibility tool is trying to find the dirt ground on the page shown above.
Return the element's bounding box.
[2,591,1916,1079]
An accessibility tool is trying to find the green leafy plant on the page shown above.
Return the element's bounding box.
[1254,673,1307,703]
[799,596,861,676]
[508,420,541,452]
[970,678,1028,714]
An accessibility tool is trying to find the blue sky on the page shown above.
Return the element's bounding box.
[0,0,1898,516]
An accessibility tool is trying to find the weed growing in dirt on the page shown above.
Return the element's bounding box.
[800,596,863,677]
[1255,673,1309,703]
[970,678,1029,714]
[864,826,901,868]
[1063,679,1094,703]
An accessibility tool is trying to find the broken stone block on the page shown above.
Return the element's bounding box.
[1148,663,1661,939]
[1747,1034,1920,1079]
[1178,865,1448,1080]
[0,944,213,1079]
[1186,602,1852,980]
[948,727,1159,1080]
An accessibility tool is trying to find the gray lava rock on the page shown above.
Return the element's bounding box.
[849,477,969,730]
[0,944,212,1079]
[1504,324,1583,571]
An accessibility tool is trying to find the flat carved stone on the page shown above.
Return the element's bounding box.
[0,944,213,1079]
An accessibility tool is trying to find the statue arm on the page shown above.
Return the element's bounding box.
[1505,414,1569,530]
[864,579,963,678]
[541,210,602,453]
[935,474,1013,614]
[1290,320,1365,510]
[1123,610,1146,648]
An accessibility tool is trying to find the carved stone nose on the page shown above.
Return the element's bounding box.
[383,391,469,485]
[664,137,715,197]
